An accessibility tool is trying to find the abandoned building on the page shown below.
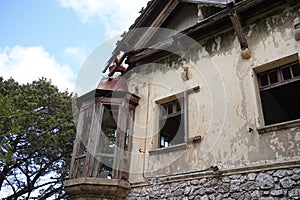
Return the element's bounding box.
[64,0,300,199]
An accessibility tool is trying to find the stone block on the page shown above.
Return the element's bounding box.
[280,177,296,189]
[256,173,274,189]
[271,189,284,196]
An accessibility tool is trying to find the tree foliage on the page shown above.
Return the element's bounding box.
[0,77,75,199]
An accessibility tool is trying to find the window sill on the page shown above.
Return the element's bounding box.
[257,118,300,134]
[149,143,187,155]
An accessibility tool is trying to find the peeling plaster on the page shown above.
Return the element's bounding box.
[127,6,300,182]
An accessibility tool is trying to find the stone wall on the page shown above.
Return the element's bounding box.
[127,167,300,200]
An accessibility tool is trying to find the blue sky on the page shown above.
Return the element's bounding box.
[0,0,148,92]
[0,0,149,197]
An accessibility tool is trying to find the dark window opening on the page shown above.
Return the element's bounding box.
[159,99,184,148]
[160,115,184,147]
[167,103,173,115]
[258,61,300,126]
[292,63,300,77]
[282,67,292,80]
[260,80,300,125]
[260,74,269,87]
[269,70,278,84]
[101,104,118,153]
[97,104,119,178]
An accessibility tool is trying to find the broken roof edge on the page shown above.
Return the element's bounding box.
[102,0,172,74]
[103,0,291,75]
[102,0,234,74]
[180,0,234,7]
[76,89,140,109]
[120,0,289,66]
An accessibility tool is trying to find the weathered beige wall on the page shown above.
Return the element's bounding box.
[125,5,300,183]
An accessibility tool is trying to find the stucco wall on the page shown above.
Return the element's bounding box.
[124,4,300,183]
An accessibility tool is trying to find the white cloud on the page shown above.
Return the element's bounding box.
[63,47,86,57]
[59,0,149,37]
[63,46,88,70]
[0,45,75,92]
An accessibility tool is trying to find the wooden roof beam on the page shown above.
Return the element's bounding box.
[180,0,233,7]
[287,0,297,6]
[229,11,251,59]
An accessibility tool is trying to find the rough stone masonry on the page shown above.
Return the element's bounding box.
[127,168,300,200]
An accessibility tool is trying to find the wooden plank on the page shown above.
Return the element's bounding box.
[112,104,123,179]
[180,0,232,6]
[230,11,248,49]
[119,98,130,179]
[124,109,134,179]
[287,0,297,6]
[135,0,180,48]
[90,103,104,177]
[84,103,101,177]
[69,107,86,178]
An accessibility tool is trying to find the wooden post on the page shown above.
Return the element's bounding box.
[230,11,248,49]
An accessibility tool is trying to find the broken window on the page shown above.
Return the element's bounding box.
[72,104,93,178]
[95,104,119,178]
[69,90,140,181]
[258,61,300,125]
[159,98,185,148]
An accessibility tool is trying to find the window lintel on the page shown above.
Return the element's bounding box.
[253,53,299,74]
[155,86,200,104]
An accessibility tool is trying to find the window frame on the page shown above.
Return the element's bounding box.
[154,86,200,150]
[159,98,185,148]
[253,53,300,132]
[69,91,140,180]
[258,61,300,90]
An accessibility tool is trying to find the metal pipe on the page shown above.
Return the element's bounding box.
[142,82,150,179]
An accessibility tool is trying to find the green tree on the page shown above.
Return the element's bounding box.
[0,77,75,199]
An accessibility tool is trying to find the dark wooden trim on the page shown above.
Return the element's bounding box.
[229,11,248,49]
[258,61,300,90]
[287,0,297,6]
[123,0,289,67]
[180,0,231,6]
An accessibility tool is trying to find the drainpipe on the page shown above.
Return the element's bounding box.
[142,82,150,179]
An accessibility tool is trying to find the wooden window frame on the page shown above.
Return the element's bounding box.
[258,61,300,90]
[69,92,140,180]
[160,98,184,120]
[155,86,200,149]
[256,59,300,128]
[159,98,185,148]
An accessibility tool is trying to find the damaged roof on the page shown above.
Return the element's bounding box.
[103,0,295,75]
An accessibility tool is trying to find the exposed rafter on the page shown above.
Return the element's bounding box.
[229,11,248,49]
[180,0,234,7]
[105,0,293,74]
[103,0,180,76]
